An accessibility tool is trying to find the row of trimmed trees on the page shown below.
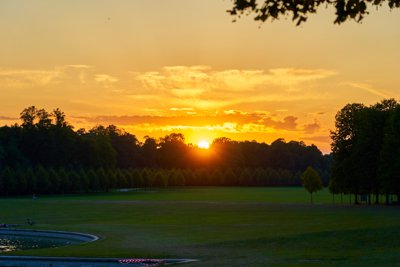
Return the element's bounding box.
[329,99,400,205]
[0,166,303,196]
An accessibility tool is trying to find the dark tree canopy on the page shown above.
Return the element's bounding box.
[228,0,400,25]
[0,106,331,195]
[330,99,400,205]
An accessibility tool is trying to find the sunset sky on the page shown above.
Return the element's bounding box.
[1,1,400,153]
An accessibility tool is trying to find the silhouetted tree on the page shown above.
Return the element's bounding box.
[25,168,37,194]
[239,169,253,186]
[15,167,28,195]
[182,169,195,185]
[194,169,210,186]
[153,171,167,187]
[20,106,37,128]
[47,167,60,193]
[331,99,400,204]
[36,165,51,194]
[223,168,237,186]
[106,169,116,190]
[158,133,189,168]
[379,105,400,204]
[228,0,400,26]
[0,167,16,195]
[78,169,90,192]
[328,176,340,203]
[96,168,108,191]
[115,168,128,188]
[86,168,98,191]
[330,103,365,203]
[105,125,140,168]
[36,109,52,129]
[53,108,71,128]
[68,169,81,193]
[58,168,70,193]
[132,169,144,187]
[211,169,225,186]
[141,169,152,189]
[140,136,158,167]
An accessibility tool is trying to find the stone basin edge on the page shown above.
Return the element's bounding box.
[0,228,99,243]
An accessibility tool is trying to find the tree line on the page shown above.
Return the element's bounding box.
[0,166,304,196]
[330,99,400,205]
[0,106,330,195]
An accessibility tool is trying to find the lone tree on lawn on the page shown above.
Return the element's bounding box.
[301,166,323,204]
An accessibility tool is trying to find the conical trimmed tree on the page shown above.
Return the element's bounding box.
[301,166,323,204]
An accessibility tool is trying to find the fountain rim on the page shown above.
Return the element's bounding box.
[0,228,99,243]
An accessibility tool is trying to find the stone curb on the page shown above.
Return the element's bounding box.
[0,256,198,267]
[0,229,99,243]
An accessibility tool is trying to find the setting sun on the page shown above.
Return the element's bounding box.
[198,140,210,149]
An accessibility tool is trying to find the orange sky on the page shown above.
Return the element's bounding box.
[1,1,400,153]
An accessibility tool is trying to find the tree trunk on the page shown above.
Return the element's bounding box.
[375,192,379,205]
[332,193,334,204]
[385,193,389,205]
[311,192,313,204]
[368,193,371,205]
[341,193,343,205]
[354,193,359,205]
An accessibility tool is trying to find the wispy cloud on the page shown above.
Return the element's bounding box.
[0,65,118,89]
[135,66,336,92]
[268,68,337,86]
[0,69,61,87]
[0,115,18,121]
[0,65,336,113]
[95,74,119,83]
[133,65,336,110]
[348,82,390,98]
[64,65,92,69]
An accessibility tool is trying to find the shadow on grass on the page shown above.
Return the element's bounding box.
[200,226,400,266]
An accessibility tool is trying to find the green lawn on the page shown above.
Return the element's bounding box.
[1,187,400,266]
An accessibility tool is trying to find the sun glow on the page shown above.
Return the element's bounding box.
[198,140,210,149]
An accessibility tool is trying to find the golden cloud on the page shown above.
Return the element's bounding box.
[302,120,321,134]
[262,116,298,131]
[79,112,304,133]
[302,135,332,143]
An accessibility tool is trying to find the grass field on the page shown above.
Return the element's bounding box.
[1,187,400,266]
